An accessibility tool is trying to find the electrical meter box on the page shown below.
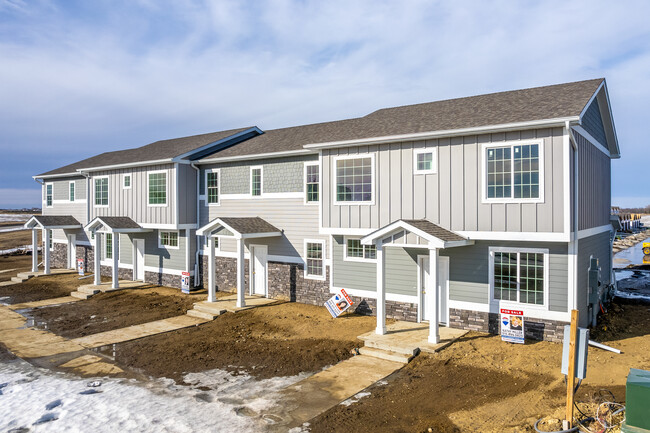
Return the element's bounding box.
[622,368,650,432]
[561,325,589,379]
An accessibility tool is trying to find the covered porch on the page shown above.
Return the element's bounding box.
[85,217,152,290]
[361,219,473,344]
[197,217,282,308]
[24,215,83,275]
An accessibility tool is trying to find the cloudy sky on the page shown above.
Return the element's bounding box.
[0,0,649,208]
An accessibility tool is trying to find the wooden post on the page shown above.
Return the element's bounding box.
[565,309,579,429]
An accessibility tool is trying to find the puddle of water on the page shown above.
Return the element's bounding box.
[614,238,650,268]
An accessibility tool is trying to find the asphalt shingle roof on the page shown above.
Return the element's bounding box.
[93,216,142,230]
[219,217,281,235]
[401,219,467,242]
[28,215,82,228]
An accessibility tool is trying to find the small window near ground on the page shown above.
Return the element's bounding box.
[148,172,167,205]
[123,175,131,189]
[486,143,540,200]
[251,167,262,196]
[346,238,376,261]
[492,249,545,306]
[414,149,437,174]
[94,178,108,206]
[105,233,113,259]
[69,182,75,202]
[306,242,324,278]
[46,184,53,207]
[305,164,319,203]
[207,171,219,204]
[159,231,179,248]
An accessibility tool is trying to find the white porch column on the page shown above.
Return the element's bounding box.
[112,233,119,289]
[43,229,51,275]
[31,229,38,272]
[236,237,246,308]
[428,247,440,344]
[375,243,386,335]
[94,232,101,286]
[207,236,216,302]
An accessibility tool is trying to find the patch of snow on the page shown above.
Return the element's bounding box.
[0,226,26,233]
[615,270,635,281]
[339,391,371,407]
[0,214,33,223]
[615,289,650,302]
[0,246,37,256]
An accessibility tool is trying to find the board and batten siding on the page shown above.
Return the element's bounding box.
[42,177,88,242]
[575,130,611,231]
[576,231,611,327]
[177,164,198,225]
[90,164,176,225]
[322,127,565,233]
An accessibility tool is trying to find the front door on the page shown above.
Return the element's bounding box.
[134,239,145,281]
[419,255,449,325]
[251,245,268,296]
[67,234,76,269]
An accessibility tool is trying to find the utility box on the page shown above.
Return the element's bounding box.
[561,325,589,379]
[622,368,650,432]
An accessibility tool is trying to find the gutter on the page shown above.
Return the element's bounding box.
[197,149,314,164]
[190,162,201,287]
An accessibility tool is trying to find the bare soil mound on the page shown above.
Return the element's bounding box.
[0,272,90,303]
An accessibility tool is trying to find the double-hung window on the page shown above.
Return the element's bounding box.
[345,238,376,261]
[148,171,167,206]
[335,156,374,203]
[45,184,53,207]
[69,182,75,202]
[105,233,113,259]
[206,170,220,205]
[491,248,547,306]
[305,163,319,203]
[305,240,325,279]
[94,178,108,206]
[485,142,542,201]
[159,231,179,248]
[123,175,131,189]
[251,166,262,197]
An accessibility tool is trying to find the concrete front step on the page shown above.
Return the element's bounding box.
[358,346,415,364]
[193,303,227,316]
[361,338,419,356]
[16,273,34,280]
[70,291,93,300]
[10,277,27,283]
[186,309,218,320]
[78,286,100,295]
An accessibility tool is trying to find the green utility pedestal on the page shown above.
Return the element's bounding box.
[622,368,650,433]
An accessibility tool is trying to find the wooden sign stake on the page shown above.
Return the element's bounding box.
[565,309,579,429]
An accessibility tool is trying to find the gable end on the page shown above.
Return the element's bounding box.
[582,98,607,147]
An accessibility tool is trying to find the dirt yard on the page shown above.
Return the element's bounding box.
[0,272,95,303]
[29,286,206,338]
[115,302,377,382]
[0,254,33,282]
[0,228,37,250]
[309,299,650,433]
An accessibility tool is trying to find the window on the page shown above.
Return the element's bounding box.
[305,163,319,203]
[159,231,179,248]
[305,241,324,279]
[206,170,220,205]
[491,248,546,306]
[148,172,167,205]
[105,233,113,259]
[345,238,377,261]
[414,148,437,174]
[45,184,53,207]
[123,175,131,189]
[485,142,541,201]
[94,177,108,206]
[251,167,262,197]
[335,156,373,203]
[69,182,75,202]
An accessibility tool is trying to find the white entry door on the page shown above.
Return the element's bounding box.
[134,239,145,281]
[67,234,76,269]
[251,245,268,296]
[419,255,449,325]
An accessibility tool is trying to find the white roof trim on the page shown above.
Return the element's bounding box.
[24,216,81,230]
[360,220,472,249]
[77,158,173,173]
[84,217,152,233]
[197,218,281,239]
[197,149,314,164]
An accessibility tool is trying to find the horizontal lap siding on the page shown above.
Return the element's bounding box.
[576,131,611,230]
[323,128,565,233]
[44,178,89,235]
[143,230,186,271]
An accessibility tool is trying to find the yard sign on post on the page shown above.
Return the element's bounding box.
[77,258,84,276]
[325,289,353,318]
[500,309,525,344]
[181,271,190,294]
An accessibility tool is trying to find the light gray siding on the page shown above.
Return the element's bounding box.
[42,177,89,242]
[576,231,611,327]
[143,230,187,271]
[576,131,611,230]
[322,127,566,233]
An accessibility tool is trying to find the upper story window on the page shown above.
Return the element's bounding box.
[251,166,262,197]
[159,231,179,249]
[45,184,53,207]
[94,177,108,207]
[414,148,437,174]
[148,171,167,206]
[206,169,220,205]
[305,240,325,279]
[305,163,319,203]
[335,155,374,204]
[345,238,376,261]
[490,247,547,307]
[123,175,131,189]
[485,142,542,202]
[69,181,75,202]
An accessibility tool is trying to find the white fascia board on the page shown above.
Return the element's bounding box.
[172,127,263,161]
[577,224,612,240]
[303,117,579,150]
[578,81,604,122]
[572,125,611,157]
[139,223,197,230]
[33,173,85,180]
[241,232,282,239]
[456,230,571,242]
[601,80,621,158]
[76,158,173,173]
[196,149,314,164]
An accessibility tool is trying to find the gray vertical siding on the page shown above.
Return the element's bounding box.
[576,231,611,327]
[576,131,611,230]
[582,98,608,147]
[322,127,565,233]
[178,164,198,225]
[42,177,89,241]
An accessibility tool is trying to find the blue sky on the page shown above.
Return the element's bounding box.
[1,0,649,208]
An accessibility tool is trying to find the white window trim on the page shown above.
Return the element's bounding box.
[488,246,550,311]
[205,168,221,206]
[68,181,75,202]
[45,183,53,208]
[304,162,320,205]
[104,233,113,260]
[343,236,377,263]
[147,170,168,207]
[481,139,545,204]
[413,148,437,175]
[304,239,326,280]
[123,174,132,190]
[158,230,180,250]
[332,153,376,206]
[93,176,109,208]
[250,165,263,198]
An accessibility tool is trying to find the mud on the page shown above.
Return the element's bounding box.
[0,272,94,303]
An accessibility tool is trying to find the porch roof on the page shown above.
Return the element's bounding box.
[197,217,282,239]
[24,215,82,230]
[361,219,473,249]
[85,216,152,233]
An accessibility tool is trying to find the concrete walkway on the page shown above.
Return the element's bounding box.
[8,296,80,310]
[0,268,75,287]
[358,321,468,355]
[71,280,151,299]
[188,294,278,319]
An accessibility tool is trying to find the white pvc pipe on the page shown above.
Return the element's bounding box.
[589,340,621,354]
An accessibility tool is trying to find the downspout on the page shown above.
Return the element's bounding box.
[567,120,579,320]
[190,163,201,287]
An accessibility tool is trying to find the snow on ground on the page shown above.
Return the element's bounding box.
[0,358,306,432]
[0,246,37,256]
[0,214,32,223]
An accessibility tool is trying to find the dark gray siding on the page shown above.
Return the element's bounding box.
[178,164,198,225]
[576,231,611,327]
[576,131,611,230]
[582,98,607,146]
